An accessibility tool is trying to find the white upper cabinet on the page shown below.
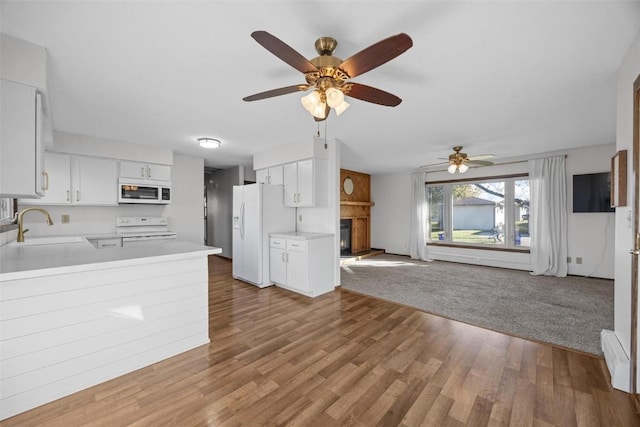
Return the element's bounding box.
[283,158,327,207]
[0,79,45,198]
[22,153,118,206]
[73,156,118,205]
[120,161,171,182]
[256,166,283,186]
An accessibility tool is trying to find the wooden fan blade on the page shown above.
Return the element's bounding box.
[251,31,318,74]
[467,160,494,166]
[243,84,309,102]
[468,154,495,161]
[339,33,413,78]
[346,83,402,106]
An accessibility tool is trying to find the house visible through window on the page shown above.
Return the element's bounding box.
[0,198,17,226]
[427,175,530,249]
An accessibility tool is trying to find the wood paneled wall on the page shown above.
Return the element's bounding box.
[340,169,372,254]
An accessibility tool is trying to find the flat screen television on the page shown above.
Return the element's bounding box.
[572,172,614,213]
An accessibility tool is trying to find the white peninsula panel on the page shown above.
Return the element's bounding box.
[0,242,220,420]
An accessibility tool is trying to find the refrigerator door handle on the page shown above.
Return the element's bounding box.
[240,202,244,239]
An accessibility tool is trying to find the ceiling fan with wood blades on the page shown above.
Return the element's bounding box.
[242,31,413,121]
[420,146,495,174]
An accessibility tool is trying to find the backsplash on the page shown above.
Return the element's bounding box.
[14,204,167,237]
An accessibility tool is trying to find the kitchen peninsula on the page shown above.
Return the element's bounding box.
[0,239,221,420]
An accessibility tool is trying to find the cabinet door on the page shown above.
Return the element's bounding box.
[268,166,284,186]
[256,169,268,184]
[119,161,147,179]
[0,79,44,198]
[269,247,287,285]
[37,152,72,204]
[73,156,118,205]
[286,248,307,292]
[296,159,314,207]
[147,163,171,182]
[283,163,298,207]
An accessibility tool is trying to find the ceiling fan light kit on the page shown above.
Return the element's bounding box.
[243,31,413,121]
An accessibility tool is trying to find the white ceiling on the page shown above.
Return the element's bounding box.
[2,1,639,174]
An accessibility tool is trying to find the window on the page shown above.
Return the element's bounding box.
[427,175,530,249]
[0,197,17,230]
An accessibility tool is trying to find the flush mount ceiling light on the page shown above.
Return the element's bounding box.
[198,138,221,149]
[242,31,413,121]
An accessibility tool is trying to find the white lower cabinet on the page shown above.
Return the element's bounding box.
[269,233,334,297]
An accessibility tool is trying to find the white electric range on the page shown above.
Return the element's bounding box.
[116,216,177,247]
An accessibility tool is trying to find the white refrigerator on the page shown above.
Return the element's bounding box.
[232,183,295,287]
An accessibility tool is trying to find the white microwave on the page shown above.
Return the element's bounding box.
[118,180,171,204]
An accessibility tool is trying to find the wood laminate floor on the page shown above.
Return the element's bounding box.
[2,255,638,426]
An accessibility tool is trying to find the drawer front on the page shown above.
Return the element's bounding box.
[286,240,306,252]
[97,238,122,249]
[270,237,286,249]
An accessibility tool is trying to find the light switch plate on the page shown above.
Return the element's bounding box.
[61,214,70,224]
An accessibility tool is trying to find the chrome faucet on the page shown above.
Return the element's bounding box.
[16,207,54,242]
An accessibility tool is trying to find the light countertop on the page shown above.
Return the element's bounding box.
[269,231,334,240]
[0,239,221,281]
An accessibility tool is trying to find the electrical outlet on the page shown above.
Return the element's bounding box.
[61,214,70,224]
[567,257,571,263]
[298,215,302,222]
[576,257,583,265]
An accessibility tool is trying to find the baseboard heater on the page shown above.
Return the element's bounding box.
[601,329,631,392]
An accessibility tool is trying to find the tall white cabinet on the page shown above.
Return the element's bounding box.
[269,232,334,297]
[256,166,283,185]
[0,79,45,198]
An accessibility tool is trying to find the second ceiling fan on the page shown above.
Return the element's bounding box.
[243,31,413,121]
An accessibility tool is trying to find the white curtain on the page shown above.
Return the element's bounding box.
[409,171,429,261]
[528,155,568,277]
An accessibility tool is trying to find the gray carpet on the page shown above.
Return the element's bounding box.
[340,254,613,356]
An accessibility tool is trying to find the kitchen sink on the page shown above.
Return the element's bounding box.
[8,236,88,246]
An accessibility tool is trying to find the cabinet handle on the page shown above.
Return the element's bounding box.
[282,252,285,262]
[42,171,49,191]
[76,191,80,202]
[148,167,152,178]
[66,190,70,202]
[141,167,145,178]
[286,253,289,263]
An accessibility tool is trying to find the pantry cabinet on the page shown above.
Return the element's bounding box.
[21,153,118,206]
[120,161,171,182]
[0,79,46,198]
[283,158,327,207]
[269,233,334,297]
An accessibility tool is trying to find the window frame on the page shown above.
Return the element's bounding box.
[426,173,530,253]
[0,198,18,232]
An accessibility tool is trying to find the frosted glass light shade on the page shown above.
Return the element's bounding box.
[301,91,321,112]
[326,87,344,108]
[447,164,457,174]
[198,138,221,149]
[312,101,327,119]
[458,163,469,173]
[334,101,350,116]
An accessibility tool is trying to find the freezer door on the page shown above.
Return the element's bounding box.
[232,186,243,279]
[241,184,262,284]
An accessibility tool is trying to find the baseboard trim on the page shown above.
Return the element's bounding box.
[601,329,632,392]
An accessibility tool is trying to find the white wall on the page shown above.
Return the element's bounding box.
[165,154,204,245]
[614,29,640,388]
[371,144,616,278]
